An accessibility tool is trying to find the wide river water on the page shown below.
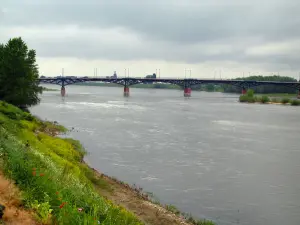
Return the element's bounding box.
[30,85,300,225]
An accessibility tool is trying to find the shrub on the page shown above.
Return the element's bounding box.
[239,95,248,102]
[247,96,255,103]
[290,99,300,106]
[271,98,279,103]
[239,95,255,103]
[281,98,290,104]
[246,89,254,97]
[260,96,270,104]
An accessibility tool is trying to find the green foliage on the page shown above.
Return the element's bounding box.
[31,199,53,223]
[165,204,181,215]
[271,98,279,103]
[0,37,43,108]
[0,101,142,225]
[184,213,215,225]
[246,89,254,97]
[239,90,255,103]
[290,99,300,106]
[260,96,270,104]
[223,75,297,94]
[281,98,290,104]
[239,95,248,102]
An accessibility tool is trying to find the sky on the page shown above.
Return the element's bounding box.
[1,0,300,79]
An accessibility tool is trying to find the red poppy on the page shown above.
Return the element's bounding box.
[59,202,67,209]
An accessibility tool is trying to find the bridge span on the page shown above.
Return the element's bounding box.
[38,77,300,98]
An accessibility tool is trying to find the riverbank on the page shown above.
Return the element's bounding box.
[239,89,300,106]
[240,96,300,105]
[0,101,214,225]
[41,87,59,91]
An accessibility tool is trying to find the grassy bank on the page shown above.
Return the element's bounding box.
[257,93,297,98]
[239,90,300,105]
[0,101,215,225]
[0,101,142,225]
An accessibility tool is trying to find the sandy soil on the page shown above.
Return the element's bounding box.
[0,172,38,225]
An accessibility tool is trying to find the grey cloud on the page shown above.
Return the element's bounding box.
[1,0,300,70]
[2,0,300,44]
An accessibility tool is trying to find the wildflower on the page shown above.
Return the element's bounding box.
[55,191,59,195]
[77,208,83,212]
[39,173,45,177]
[32,171,36,176]
[32,168,36,171]
[59,202,67,209]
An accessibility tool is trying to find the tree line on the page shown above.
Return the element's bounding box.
[192,75,298,93]
[223,75,297,94]
[0,37,42,109]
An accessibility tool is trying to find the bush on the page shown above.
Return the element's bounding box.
[239,95,255,103]
[281,98,290,104]
[290,99,300,106]
[239,95,248,102]
[271,98,279,103]
[246,89,254,97]
[260,96,270,104]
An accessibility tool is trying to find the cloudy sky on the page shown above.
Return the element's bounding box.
[1,0,300,78]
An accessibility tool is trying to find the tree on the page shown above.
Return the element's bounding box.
[0,37,42,108]
[222,75,298,94]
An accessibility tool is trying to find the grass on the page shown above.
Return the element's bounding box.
[239,90,300,106]
[258,93,296,98]
[281,98,290,104]
[0,101,142,225]
[290,99,300,106]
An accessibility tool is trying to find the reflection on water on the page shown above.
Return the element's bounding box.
[31,85,300,225]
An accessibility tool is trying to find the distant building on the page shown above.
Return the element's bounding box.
[145,73,156,79]
[107,71,118,79]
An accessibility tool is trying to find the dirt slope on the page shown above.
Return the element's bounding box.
[94,172,190,225]
[0,172,38,225]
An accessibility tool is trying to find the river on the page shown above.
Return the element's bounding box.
[30,85,300,225]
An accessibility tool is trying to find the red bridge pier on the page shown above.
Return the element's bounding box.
[124,86,130,97]
[242,88,247,95]
[184,87,191,97]
[61,86,66,97]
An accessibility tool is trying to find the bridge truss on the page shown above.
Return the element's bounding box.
[39,77,300,97]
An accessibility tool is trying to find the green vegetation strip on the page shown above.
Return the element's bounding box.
[239,89,300,105]
[0,101,142,225]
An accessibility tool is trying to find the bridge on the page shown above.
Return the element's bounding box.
[38,77,300,97]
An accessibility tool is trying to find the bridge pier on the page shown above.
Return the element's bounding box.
[242,88,247,95]
[124,86,130,97]
[184,87,191,97]
[61,86,66,97]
